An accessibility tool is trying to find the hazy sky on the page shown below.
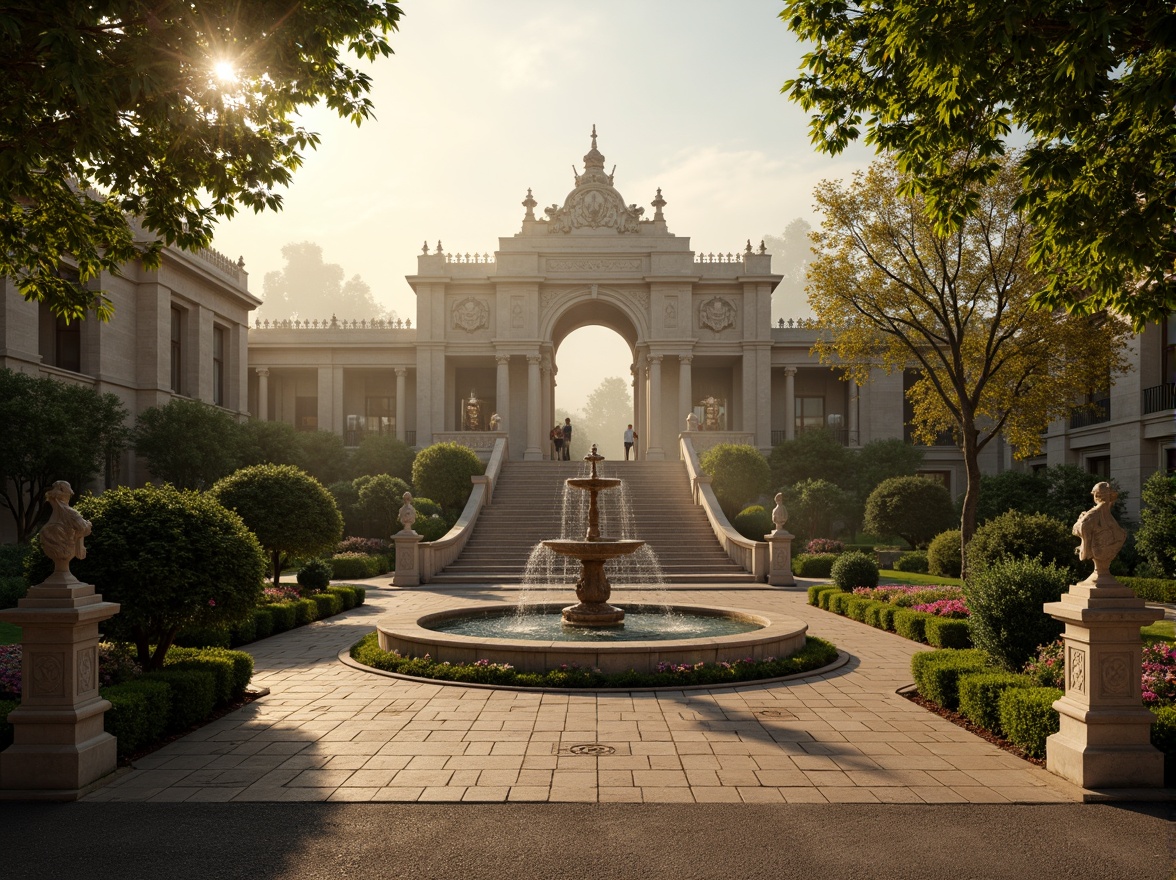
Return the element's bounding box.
[214,0,873,412]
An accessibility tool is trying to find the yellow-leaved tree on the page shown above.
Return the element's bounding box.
[807,156,1131,574]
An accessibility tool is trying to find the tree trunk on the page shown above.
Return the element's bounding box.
[271,550,283,588]
[958,422,983,581]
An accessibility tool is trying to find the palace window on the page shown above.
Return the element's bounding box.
[795,396,824,432]
[170,306,184,394]
[212,325,226,407]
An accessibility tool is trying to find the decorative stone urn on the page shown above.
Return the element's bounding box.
[764,493,796,587]
[1042,482,1163,789]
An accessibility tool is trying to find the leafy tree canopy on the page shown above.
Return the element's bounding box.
[296,431,351,485]
[210,464,343,588]
[863,476,957,549]
[1,1,402,322]
[349,432,414,481]
[807,156,1130,570]
[782,0,1176,328]
[261,242,392,322]
[1137,471,1176,578]
[411,442,483,515]
[133,398,241,490]
[579,376,633,461]
[0,368,128,542]
[699,443,771,518]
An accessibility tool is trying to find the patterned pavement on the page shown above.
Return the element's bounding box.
[83,580,1079,804]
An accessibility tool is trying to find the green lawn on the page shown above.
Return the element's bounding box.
[1141,620,1175,646]
[0,621,22,646]
[878,570,963,587]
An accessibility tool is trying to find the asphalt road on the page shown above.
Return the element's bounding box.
[3,803,1173,880]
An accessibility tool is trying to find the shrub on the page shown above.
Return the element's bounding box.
[411,442,484,515]
[312,592,343,619]
[268,602,297,632]
[102,679,171,756]
[699,444,771,518]
[792,553,837,578]
[329,585,358,611]
[337,536,391,556]
[0,544,30,578]
[806,538,844,554]
[294,597,319,626]
[864,476,956,549]
[173,624,232,649]
[295,431,350,485]
[783,479,852,543]
[894,609,931,643]
[24,484,265,671]
[845,596,873,622]
[1137,471,1176,579]
[828,592,854,615]
[1022,638,1065,688]
[910,648,989,709]
[1151,705,1176,754]
[863,601,889,629]
[167,656,235,704]
[357,474,412,537]
[329,553,382,579]
[966,557,1068,670]
[296,557,333,593]
[958,672,1033,734]
[251,607,275,640]
[415,514,450,542]
[807,584,839,606]
[876,604,898,631]
[349,433,415,482]
[229,613,257,647]
[818,587,843,610]
[999,687,1061,758]
[132,398,240,490]
[966,510,1080,578]
[411,497,444,520]
[140,667,217,732]
[733,505,773,541]
[167,647,253,699]
[924,617,971,649]
[927,530,963,578]
[770,429,854,495]
[211,464,344,589]
[893,551,929,573]
[352,585,366,605]
[0,576,28,609]
[1120,576,1176,603]
[831,551,879,591]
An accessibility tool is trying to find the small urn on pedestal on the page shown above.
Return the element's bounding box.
[0,481,120,800]
[392,492,423,587]
[1043,482,1163,790]
[765,493,796,587]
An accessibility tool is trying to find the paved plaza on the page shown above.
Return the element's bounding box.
[83,580,1083,805]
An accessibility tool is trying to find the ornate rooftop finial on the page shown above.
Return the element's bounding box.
[651,187,666,221]
[758,240,767,254]
[522,187,537,221]
[746,239,753,254]
[421,240,429,254]
[590,123,597,150]
[436,240,443,254]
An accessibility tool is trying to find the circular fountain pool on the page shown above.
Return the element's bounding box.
[376,602,807,674]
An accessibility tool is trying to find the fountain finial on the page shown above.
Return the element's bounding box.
[585,443,603,479]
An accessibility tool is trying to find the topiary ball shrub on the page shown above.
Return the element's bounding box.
[296,558,333,593]
[927,529,963,578]
[831,551,879,591]
[412,442,484,516]
[998,686,1061,758]
[864,476,956,549]
[733,505,773,541]
[793,553,837,578]
[893,550,929,573]
[965,557,1068,671]
[958,671,1033,734]
[699,443,771,518]
[966,510,1080,578]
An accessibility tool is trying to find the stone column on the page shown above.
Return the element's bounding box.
[632,361,644,460]
[0,572,120,798]
[395,368,407,443]
[256,368,269,421]
[847,377,859,446]
[647,355,664,460]
[765,530,796,587]
[678,355,693,442]
[524,355,542,460]
[495,355,510,432]
[784,367,797,441]
[1044,577,1163,788]
[541,355,553,451]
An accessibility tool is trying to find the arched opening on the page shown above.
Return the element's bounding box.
[549,298,639,462]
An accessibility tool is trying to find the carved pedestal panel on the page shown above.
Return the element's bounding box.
[393,532,423,587]
[1043,580,1163,790]
[765,530,796,587]
[0,573,120,800]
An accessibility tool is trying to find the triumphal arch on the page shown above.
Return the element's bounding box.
[409,128,813,461]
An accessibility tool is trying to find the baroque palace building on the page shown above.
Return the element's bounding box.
[3,132,1173,534]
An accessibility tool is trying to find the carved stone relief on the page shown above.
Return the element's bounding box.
[699,296,737,332]
[544,187,644,234]
[451,297,489,333]
[664,296,678,328]
[1099,653,1131,698]
[31,652,65,698]
[546,257,642,273]
[510,295,524,329]
[77,646,96,694]
[1067,646,1086,695]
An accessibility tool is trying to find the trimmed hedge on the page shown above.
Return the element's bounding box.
[0,576,27,610]
[252,607,275,640]
[329,553,382,580]
[894,609,932,643]
[1152,705,1176,754]
[1122,577,1176,604]
[924,617,971,649]
[311,591,343,619]
[102,679,171,756]
[894,551,929,573]
[958,671,1033,734]
[910,648,988,710]
[845,596,874,622]
[230,613,257,647]
[166,647,253,700]
[140,667,217,733]
[998,687,1061,758]
[863,601,889,629]
[792,553,838,578]
[818,588,844,610]
[267,601,298,632]
[329,585,358,611]
[828,592,854,615]
[876,604,898,631]
[173,624,232,649]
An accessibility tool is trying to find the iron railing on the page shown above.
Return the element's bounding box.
[1069,397,1111,429]
[1143,383,1176,414]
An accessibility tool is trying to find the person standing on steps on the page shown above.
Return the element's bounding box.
[562,417,573,460]
[623,424,638,460]
[550,425,563,461]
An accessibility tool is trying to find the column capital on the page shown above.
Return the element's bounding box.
[784,366,798,377]
[678,355,693,365]
[526,354,542,366]
[495,354,511,366]
[394,366,408,377]
[255,367,270,377]
[648,354,663,366]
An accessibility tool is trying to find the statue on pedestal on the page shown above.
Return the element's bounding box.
[771,493,789,534]
[463,391,483,431]
[685,412,698,432]
[489,412,501,431]
[398,492,418,534]
[1072,481,1127,583]
[39,481,91,575]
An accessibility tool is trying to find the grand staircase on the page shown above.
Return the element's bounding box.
[429,460,755,584]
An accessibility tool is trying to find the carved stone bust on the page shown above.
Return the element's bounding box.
[771,493,789,533]
[1072,481,1127,583]
[398,492,418,534]
[39,481,91,575]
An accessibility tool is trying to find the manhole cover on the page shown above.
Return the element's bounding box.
[755,708,791,718]
[567,743,616,756]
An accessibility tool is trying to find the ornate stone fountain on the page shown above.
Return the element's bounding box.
[542,445,643,625]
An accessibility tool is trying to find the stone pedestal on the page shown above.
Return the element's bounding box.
[765,530,796,587]
[392,531,423,587]
[1043,575,1164,790]
[0,572,120,800]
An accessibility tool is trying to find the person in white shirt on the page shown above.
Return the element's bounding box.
[623,424,637,460]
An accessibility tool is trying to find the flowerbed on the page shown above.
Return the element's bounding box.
[175,584,366,649]
[350,631,839,689]
[808,583,971,648]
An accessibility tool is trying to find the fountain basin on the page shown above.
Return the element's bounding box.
[376,602,808,675]
[541,538,645,560]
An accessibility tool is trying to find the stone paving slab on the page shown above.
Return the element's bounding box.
[83,579,1081,804]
